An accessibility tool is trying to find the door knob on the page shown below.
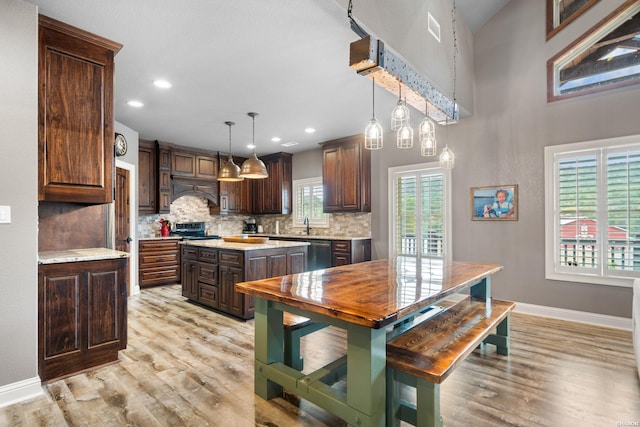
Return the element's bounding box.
[125,236,133,243]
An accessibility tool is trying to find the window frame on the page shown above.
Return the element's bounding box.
[292,177,329,229]
[388,162,452,262]
[544,134,640,287]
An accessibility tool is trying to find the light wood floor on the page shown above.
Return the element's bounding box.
[1,285,638,426]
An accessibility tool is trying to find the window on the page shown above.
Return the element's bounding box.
[545,135,640,287]
[292,177,328,228]
[389,163,451,261]
[547,0,640,101]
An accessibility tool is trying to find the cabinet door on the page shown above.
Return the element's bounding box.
[138,140,157,213]
[287,251,307,274]
[339,143,361,210]
[38,17,120,204]
[181,260,198,299]
[172,151,196,177]
[228,266,247,318]
[87,268,122,348]
[332,253,351,267]
[322,147,341,212]
[268,254,287,278]
[195,155,217,179]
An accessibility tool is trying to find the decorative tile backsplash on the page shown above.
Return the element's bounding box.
[138,195,371,238]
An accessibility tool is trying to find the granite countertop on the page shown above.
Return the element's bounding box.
[38,248,130,265]
[181,239,309,251]
[256,234,371,241]
[138,236,183,241]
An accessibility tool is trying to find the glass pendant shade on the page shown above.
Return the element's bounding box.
[364,78,383,150]
[240,112,268,179]
[396,125,413,149]
[218,121,244,182]
[419,115,436,156]
[439,146,455,169]
[390,100,410,131]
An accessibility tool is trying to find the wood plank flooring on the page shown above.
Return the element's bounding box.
[1,285,638,426]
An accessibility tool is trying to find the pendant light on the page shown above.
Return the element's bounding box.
[420,102,437,156]
[364,78,383,150]
[439,0,457,170]
[240,112,268,179]
[439,145,455,169]
[396,116,414,149]
[390,81,410,131]
[218,121,244,182]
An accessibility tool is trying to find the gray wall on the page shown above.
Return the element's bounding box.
[0,0,39,386]
[292,148,322,180]
[367,0,640,318]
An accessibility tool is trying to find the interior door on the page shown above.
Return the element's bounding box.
[115,167,131,292]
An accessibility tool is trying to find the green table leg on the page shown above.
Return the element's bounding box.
[470,277,491,300]
[346,323,387,427]
[254,298,284,399]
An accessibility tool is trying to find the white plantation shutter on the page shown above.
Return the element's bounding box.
[546,138,640,286]
[391,165,447,260]
[293,178,328,228]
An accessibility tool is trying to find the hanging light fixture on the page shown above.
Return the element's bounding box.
[420,101,437,156]
[390,81,410,131]
[439,0,457,170]
[396,107,414,149]
[240,112,268,179]
[364,78,383,150]
[218,121,244,182]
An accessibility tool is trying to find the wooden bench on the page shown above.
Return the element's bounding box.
[283,313,328,371]
[386,297,516,427]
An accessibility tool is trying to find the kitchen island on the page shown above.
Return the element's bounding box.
[181,239,308,319]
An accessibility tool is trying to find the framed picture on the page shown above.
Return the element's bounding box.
[471,185,518,221]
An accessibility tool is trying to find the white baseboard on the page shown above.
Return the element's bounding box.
[444,293,632,330]
[0,377,43,409]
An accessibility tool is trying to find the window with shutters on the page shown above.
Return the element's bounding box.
[388,163,451,262]
[293,177,329,228]
[544,135,640,287]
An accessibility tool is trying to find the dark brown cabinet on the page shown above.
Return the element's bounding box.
[332,239,371,266]
[171,150,217,180]
[322,135,371,213]
[138,140,157,214]
[38,16,122,204]
[181,244,306,319]
[138,239,181,287]
[215,156,251,215]
[38,258,128,381]
[251,152,293,214]
[157,143,171,213]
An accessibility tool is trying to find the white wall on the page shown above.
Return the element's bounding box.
[0,0,40,397]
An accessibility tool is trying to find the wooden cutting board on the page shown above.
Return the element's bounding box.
[222,236,269,244]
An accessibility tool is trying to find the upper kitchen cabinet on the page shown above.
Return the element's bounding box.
[38,15,122,204]
[138,139,157,214]
[171,149,217,180]
[251,152,292,215]
[322,135,371,213]
[213,155,252,215]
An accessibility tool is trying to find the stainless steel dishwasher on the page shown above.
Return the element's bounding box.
[307,240,332,271]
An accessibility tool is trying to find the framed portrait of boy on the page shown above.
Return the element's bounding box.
[470,185,518,221]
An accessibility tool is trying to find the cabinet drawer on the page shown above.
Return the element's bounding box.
[139,253,178,266]
[140,239,180,251]
[198,263,217,285]
[182,246,198,260]
[199,248,218,262]
[219,250,244,267]
[332,240,351,253]
[139,268,180,286]
[199,283,219,307]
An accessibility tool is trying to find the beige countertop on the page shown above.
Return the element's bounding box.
[138,236,183,241]
[181,239,309,251]
[256,234,371,241]
[38,248,130,265]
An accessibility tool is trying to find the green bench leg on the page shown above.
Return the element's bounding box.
[416,379,442,427]
[496,315,510,355]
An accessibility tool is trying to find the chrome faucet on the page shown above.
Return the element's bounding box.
[303,216,311,235]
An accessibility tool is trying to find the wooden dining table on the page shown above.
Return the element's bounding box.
[235,257,503,427]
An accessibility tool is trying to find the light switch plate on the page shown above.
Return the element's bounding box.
[0,206,11,224]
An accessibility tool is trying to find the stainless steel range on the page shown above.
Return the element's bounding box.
[170,222,220,240]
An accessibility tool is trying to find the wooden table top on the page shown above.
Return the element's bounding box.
[236,258,503,329]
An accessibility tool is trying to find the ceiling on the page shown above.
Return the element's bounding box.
[28,0,510,156]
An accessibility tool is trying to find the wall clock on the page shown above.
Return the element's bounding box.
[115,133,128,156]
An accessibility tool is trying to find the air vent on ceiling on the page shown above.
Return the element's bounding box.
[281,141,299,147]
[428,12,440,43]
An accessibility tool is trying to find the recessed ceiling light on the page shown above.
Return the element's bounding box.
[304,127,316,134]
[247,144,256,149]
[153,79,172,89]
[127,100,144,108]
[281,141,299,147]
[271,137,282,142]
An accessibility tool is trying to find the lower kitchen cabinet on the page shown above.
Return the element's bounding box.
[38,258,128,382]
[181,244,307,320]
[139,239,181,287]
[331,239,371,267]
